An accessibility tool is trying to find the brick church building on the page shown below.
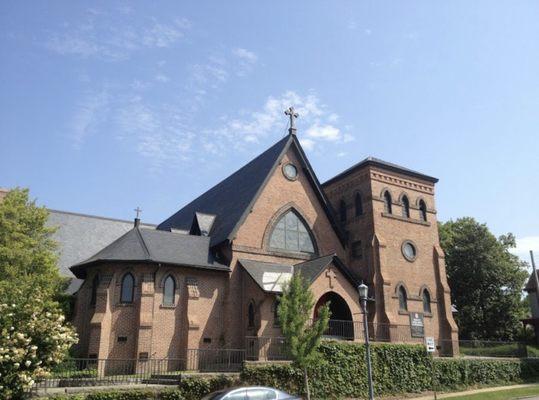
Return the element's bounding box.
[70,117,458,361]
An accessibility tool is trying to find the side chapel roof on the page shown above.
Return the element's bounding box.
[70,227,229,278]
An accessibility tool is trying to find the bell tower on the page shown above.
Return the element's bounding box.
[323,158,458,355]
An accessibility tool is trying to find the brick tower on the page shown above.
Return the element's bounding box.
[323,158,458,354]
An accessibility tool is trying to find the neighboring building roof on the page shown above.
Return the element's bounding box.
[47,209,155,293]
[158,134,345,247]
[239,254,359,294]
[322,156,439,187]
[70,227,229,279]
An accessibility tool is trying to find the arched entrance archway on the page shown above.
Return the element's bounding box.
[314,292,354,340]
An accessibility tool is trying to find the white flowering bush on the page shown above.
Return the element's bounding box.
[0,282,78,399]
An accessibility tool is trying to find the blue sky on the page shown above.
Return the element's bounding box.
[1,1,538,260]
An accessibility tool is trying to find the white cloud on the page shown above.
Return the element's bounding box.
[510,236,539,266]
[300,138,316,151]
[233,48,258,63]
[155,73,170,83]
[306,124,341,141]
[232,47,258,77]
[46,11,190,60]
[70,89,109,147]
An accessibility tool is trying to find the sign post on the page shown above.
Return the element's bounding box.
[425,337,437,400]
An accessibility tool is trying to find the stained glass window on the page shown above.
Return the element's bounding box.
[163,275,175,306]
[120,273,134,304]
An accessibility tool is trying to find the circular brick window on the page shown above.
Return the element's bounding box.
[283,163,298,181]
[402,240,417,262]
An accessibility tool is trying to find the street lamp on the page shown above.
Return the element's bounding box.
[358,282,374,400]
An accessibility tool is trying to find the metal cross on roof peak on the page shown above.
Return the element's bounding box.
[284,107,299,135]
[134,207,142,219]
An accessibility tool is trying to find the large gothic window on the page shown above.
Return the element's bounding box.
[269,210,315,254]
[163,275,176,306]
[90,274,99,306]
[120,273,134,304]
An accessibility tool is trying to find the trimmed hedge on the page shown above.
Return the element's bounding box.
[44,342,539,400]
[46,374,239,400]
[241,341,539,399]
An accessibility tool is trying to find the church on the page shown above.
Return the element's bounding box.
[70,109,459,362]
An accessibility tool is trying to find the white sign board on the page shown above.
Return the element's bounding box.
[425,337,436,353]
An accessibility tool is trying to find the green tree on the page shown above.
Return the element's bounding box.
[0,188,65,295]
[439,217,528,340]
[0,281,78,399]
[0,188,77,398]
[277,274,330,400]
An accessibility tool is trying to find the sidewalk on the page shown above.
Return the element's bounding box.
[408,383,539,400]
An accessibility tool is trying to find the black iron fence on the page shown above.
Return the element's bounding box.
[34,349,245,389]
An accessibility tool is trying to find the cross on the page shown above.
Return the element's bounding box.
[325,269,337,289]
[134,207,142,219]
[284,107,299,135]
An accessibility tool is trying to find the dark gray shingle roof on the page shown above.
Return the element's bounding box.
[70,227,229,278]
[47,209,155,293]
[323,156,438,186]
[157,135,291,246]
[157,134,346,248]
[295,254,359,287]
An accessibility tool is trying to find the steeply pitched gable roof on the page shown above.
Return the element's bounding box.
[295,254,359,287]
[323,156,438,187]
[70,227,229,278]
[157,134,345,247]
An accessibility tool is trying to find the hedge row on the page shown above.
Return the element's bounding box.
[45,341,539,400]
[47,374,240,400]
[241,341,539,399]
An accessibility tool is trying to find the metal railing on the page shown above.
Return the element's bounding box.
[308,319,429,343]
[34,348,246,389]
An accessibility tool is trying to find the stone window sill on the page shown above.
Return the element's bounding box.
[160,304,176,309]
[424,312,433,318]
[116,303,134,308]
[398,310,409,315]
[382,213,431,227]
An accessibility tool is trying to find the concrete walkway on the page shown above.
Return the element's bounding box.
[408,383,539,400]
[33,383,171,397]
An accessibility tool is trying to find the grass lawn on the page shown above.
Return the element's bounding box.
[444,385,539,399]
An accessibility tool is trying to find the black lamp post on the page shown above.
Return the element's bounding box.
[358,282,374,400]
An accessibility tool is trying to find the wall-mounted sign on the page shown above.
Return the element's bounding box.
[409,312,425,338]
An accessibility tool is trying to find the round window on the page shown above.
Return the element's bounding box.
[402,241,417,262]
[283,163,298,180]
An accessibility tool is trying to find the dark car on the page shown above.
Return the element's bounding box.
[201,386,301,400]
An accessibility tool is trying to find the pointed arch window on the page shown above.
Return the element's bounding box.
[120,273,134,304]
[248,301,255,328]
[422,289,431,314]
[273,298,281,326]
[269,210,315,254]
[402,195,410,218]
[90,274,99,306]
[419,200,427,222]
[383,191,393,214]
[163,275,176,306]
[355,193,363,216]
[398,286,408,311]
[339,200,347,223]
